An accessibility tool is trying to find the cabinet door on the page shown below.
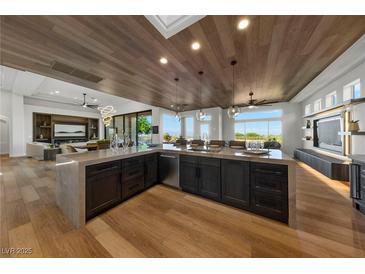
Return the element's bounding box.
[145,153,158,188]
[198,157,221,201]
[221,160,250,209]
[180,156,198,194]
[86,161,122,220]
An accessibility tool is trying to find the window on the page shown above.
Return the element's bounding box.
[325,91,337,108]
[184,116,194,140]
[343,79,361,101]
[200,123,210,139]
[314,99,322,112]
[137,111,152,145]
[305,104,311,115]
[162,113,181,143]
[105,110,152,146]
[234,110,283,143]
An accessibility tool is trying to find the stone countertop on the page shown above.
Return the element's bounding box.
[56,144,295,166]
[349,154,365,164]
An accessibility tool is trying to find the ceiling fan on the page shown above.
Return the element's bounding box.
[78,93,99,109]
[239,91,273,109]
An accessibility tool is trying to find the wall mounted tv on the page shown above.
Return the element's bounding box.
[54,124,86,138]
[314,115,343,153]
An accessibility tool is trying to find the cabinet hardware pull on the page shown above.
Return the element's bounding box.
[90,165,119,175]
[255,169,283,175]
[160,155,177,159]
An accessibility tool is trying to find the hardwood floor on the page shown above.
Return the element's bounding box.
[1,156,365,257]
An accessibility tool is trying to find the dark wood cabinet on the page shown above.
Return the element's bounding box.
[221,159,250,209]
[180,155,220,199]
[198,157,221,201]
[122,156,145,200]
[144,153,158,188]
[250,162,288,223]
[350,161,365,214]
[180,156,199,194]
[84,153,290,224]
[86,160,122,220]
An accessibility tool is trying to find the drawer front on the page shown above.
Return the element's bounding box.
[122,156,144,181]
[252,173,286,194]
[122,165,144,181]
[122,177,144,200]
[251,162,288,178]
[123,156,144,169]
[251,190,288,223]
[180,155,198,164]
[86,160,121,177]
[198,156,220,167]
[145,153,158,163]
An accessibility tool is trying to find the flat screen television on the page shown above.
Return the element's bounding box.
[314,115,343,153]
[54,124,86,138]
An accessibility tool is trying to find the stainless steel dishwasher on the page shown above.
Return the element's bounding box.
[159,152,180,188]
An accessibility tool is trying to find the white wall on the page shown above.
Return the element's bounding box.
[0,90,12,154]
[10,93,25,157]
[222,103,302,156]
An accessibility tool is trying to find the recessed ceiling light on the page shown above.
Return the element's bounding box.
[191,42,200,50]
[238,19,250,30]
[55,90,60,94]
[73,97,78,100]
[93,98,98,102]
[160,57,168,64]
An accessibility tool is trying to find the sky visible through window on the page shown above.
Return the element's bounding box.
[185,117,194,138]
[162,114,181,137]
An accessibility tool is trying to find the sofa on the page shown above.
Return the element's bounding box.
[26,142,51,160]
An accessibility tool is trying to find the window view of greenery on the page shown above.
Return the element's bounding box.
[234,110,283,143]
[162,114,181,143]
[137,114,152,145]
[105,111,152,145]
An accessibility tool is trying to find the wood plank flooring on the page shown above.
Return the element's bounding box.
[1,155,365,257]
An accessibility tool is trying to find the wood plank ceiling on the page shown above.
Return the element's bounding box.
[1,16,365,110]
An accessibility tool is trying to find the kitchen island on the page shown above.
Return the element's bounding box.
[56,144,296,228]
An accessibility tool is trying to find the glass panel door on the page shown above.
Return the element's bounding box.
[125,113,137,146]
[114,116,124,136]
[137,111,152,145]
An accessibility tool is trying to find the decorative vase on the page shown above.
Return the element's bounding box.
[110,134,119,152]
[348,120,360,132]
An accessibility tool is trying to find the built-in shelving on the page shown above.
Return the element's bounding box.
[33,113,99,143]
[338,131,365,136]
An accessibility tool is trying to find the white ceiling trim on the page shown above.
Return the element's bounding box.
[145,15,205,39]
[291,34,365,103]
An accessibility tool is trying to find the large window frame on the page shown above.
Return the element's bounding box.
[234,110,283,143]
[161,113,181,143]
[184,116,194,140]
[104,109,152,146]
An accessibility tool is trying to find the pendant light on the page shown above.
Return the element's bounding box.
[173,77,181,121]
[227,60,240,118]
[196,71,207,121]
